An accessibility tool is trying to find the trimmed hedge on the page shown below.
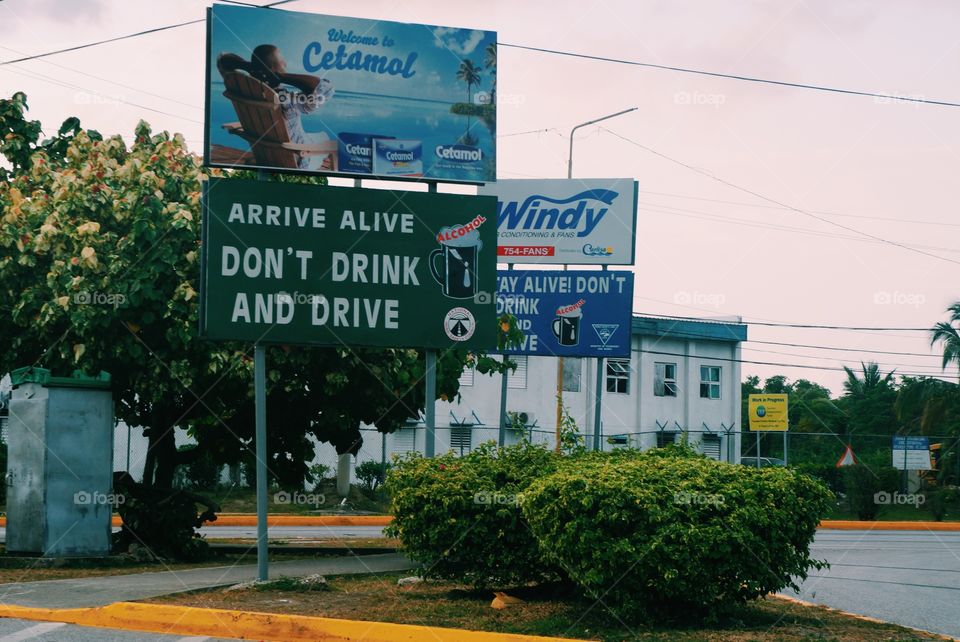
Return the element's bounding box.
[384,441,559,587]
[521,450,833,620]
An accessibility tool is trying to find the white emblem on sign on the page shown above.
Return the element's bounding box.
[444,307,476,341]
[592,324,619,346]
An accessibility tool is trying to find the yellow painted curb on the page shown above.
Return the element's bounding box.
[0,602,585,642]
[205,515,393,527]
[819,520,960,531]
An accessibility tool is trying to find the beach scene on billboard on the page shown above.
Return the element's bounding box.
[205,4,497,183]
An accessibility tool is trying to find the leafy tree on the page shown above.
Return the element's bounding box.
[0,92,519,490]
[841,362,898,435]
[931,302,960,381]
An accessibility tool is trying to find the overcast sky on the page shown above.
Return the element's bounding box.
[2,0,958,394]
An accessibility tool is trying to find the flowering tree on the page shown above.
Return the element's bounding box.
[0,92,519,488]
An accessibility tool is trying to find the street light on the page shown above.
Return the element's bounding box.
[556,107,637,453]
[567,107,637,179]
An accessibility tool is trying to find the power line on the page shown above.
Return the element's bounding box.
[0,1,299,66]
[744,338,941,359]
[603,127,960,266]
[639,189,960,229]
[642,312,931,332]
[498,42,960,109]
[741,346,946,374]
[636,202,960,255]
[634,347,956,382]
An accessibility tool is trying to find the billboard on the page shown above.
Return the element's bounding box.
[200,178,497,349]
[496,269,634,357]
[205,4,496,183]
[748,394,789,431]
[479,179,637,265]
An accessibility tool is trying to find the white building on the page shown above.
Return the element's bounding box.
[344,314,748,469]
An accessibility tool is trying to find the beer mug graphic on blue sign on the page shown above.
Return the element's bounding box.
[552,300,585,346]
[431,219,485,299]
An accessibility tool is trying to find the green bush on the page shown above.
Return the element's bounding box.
[521,451,833,621]
[385,441,559,587]
[355,460,391,490]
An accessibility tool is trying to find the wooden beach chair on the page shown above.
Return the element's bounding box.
[219,70,338,170]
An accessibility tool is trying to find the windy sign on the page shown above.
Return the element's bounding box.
[496,269,634,357]
[478,179,638,265]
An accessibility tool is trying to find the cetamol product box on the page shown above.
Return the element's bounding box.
[372,139,423,177]
[337,133,394,174]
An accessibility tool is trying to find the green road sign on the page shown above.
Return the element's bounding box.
[200,178,497,349]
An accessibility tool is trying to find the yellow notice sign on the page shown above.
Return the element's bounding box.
[749,394,789,431]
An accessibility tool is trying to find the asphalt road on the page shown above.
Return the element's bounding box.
[0,619,243,641]
[786,530,960,640]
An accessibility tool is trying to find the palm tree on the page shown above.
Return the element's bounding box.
[842,362,896,398]
[456,59,482,102]
[931,303,960,381]
[483,43,497,104]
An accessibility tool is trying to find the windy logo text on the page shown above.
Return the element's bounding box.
[496,189,619,238]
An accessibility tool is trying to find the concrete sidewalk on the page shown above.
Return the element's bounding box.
[0,552,415,609]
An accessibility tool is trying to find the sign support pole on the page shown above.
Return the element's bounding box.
[593,358,604,451]
[254,343,268,581]
[498,356,509,447]
[425,350,437,458]
[755,430,761,469]
[783,431,788,466]
[424,180,438,458]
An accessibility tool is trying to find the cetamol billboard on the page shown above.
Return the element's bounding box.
[496,270,634,357]
[479,179,637,265]
[200,178,497,349]
[204,4,496,183]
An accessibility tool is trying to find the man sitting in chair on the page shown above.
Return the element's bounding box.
[218,45,335,170]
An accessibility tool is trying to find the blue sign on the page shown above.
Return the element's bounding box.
[496,270,634,357]
[892,436,929,450]
[205,5,496,183]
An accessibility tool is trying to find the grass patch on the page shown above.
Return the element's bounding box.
[147,571,942,641]
[196,484,389,515]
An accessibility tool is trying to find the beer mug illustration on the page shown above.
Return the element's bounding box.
[431,225,483,299]
[552,301,584,346]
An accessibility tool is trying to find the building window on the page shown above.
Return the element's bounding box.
[606,359,630,394]
[656,431,677,448]
[450,427,472,454]
[562,358,581,392]
[654,362,677,397]
[700,366,721,399]
[507,356,527,389]
[458,364,475,387]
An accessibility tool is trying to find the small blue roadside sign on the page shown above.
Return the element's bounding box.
[495,269,634,357]
[892,436,931,470]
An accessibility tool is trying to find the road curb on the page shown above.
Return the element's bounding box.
[819,520,960,531]
[771,594,958,641]
[0,601,583,642]
[0,515,392,528]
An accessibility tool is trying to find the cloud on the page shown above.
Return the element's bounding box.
[432,27,485,57]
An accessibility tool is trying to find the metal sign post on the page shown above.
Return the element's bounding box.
[498,356,509,447]
[254,343,268,581]
[593,357,604,451]
[425,349,437,458]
